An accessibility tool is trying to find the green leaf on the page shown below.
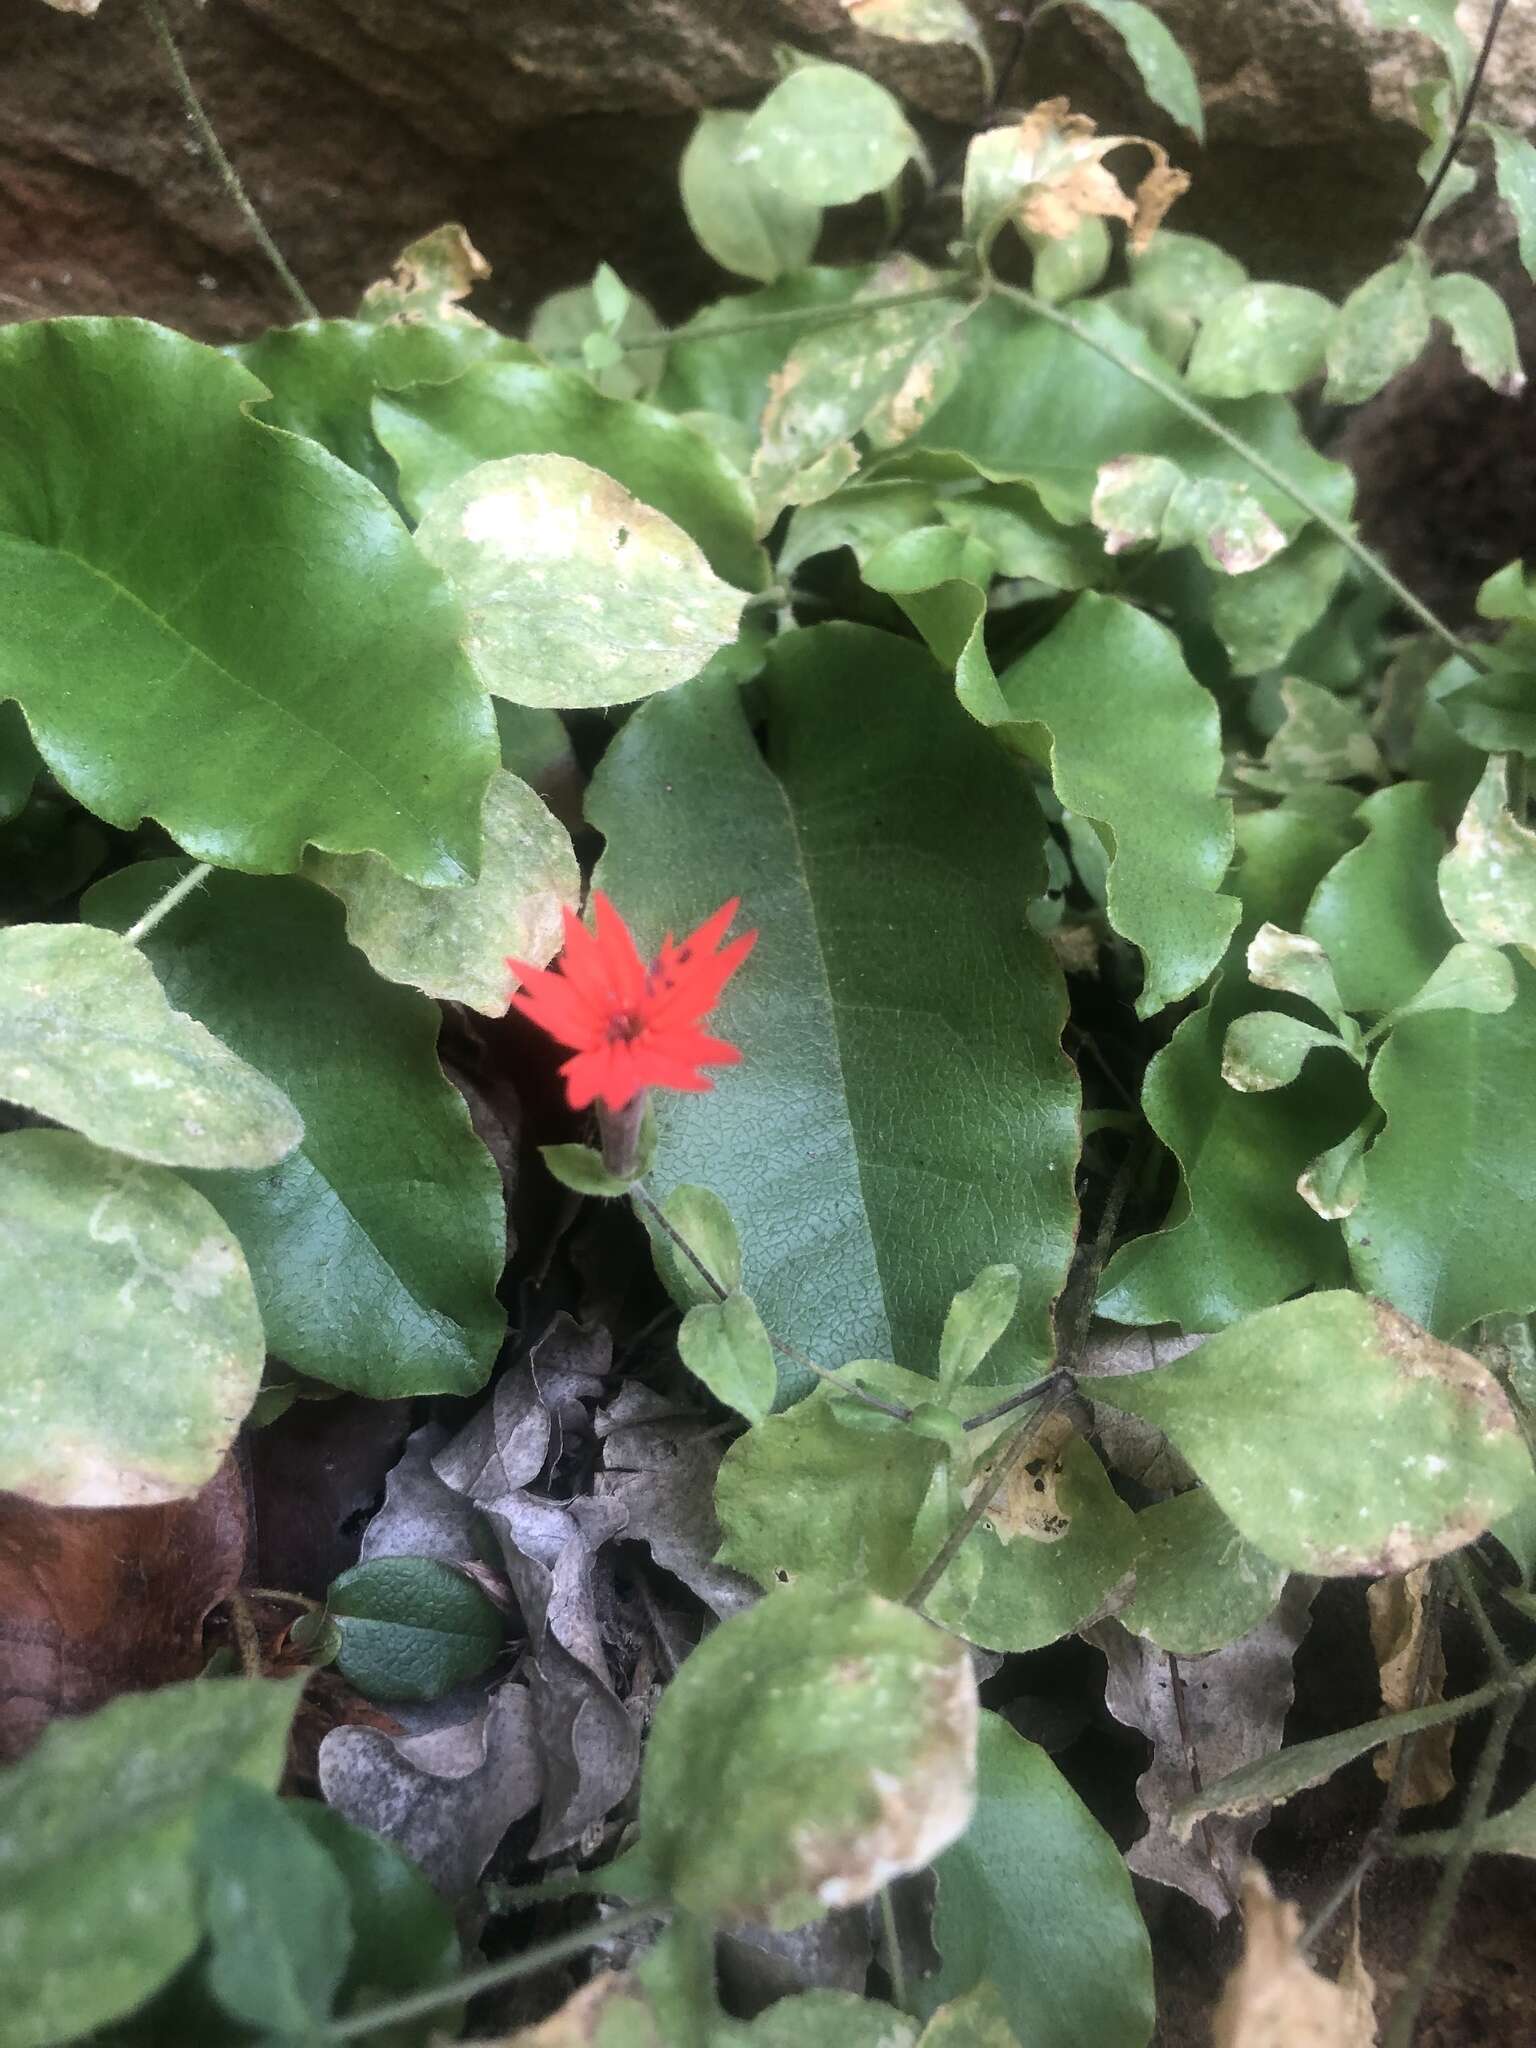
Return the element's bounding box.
[1482,121,1536,281]
[527,271,667,400]
[375,356,766,591]
[1439,756,1536,948]
[1118,1488,1285,1655]
[327,1558,506,1703]
[657,268,874,430]
[305,768,578,1017]
[939,483,1104,586]
[541,1142,639,1197]
[195,1780,352,2036]
[1090,454,1287,574]
[289,1804,460,2043]
[1207,531,1350,677]
[0,319,494,884]
[1302,781,1457,1014]
[912,296,1354,535]
[637,1585,976,1928]
[1358,0,1470,94]
[920,1711,1154,2048]
[1099,806,1364,1329]
[1070,0,1204,137]
[1088,1291,1529,1573]
[86,865,506,1400]
[1323,250,1433,405]
[842,0,995,97]
[939,1265,1021,1394]
[0,923,302,1169]
[1242,675,1383,794]
[0,1128,263,1509]
[1184,283,1334,398]
[0,1676,303,2048]
[681,110,822,284]
[646,1183,744,1307]
[741,63,921,207]
[589,628,1080,1397]
[1389,940,1516,1023]
[0,700,40,824]
[1243,921,1351,1028]
[413,454,747,710]
[1220,1011,1348,1093]
[919,1983,1024,2048]
[716,1363,1139,1653]
[678,1291,778,1424]
[1345,957,1536,1338]
[738,1990,918,2047]
[980,593,1237,1016]
[1123,231,1248,366]
[1026,217,1113,306]
[1430,273,1526,397]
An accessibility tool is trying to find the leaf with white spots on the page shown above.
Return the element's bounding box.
[740,62,922,208]
[1085,1291,1529,1575]
[680,111,823,284]
[1091,454,1287,575]
[1324,250,1433,405]
[1221,1011,1351,1094]
[413,453,748,711]
[1431,273,1526,396]
[1185,282,1335,398]
[1438,756,1536,949]
[0,923,302,1169]
[637,1584,977,1927]
[1240,676,1383,794]
[305,769,578,1016]
[0,1128,265,1507]
[1244,923,1352,1032]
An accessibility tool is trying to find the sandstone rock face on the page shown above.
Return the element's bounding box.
[5,0,1525,339]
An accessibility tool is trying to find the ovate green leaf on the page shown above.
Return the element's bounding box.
[1087,1292,1528,1573]
[681,110,822,284]
[678,1290,778,1425]
[305,768,578,1016]
[921,1711,1154,2048]
[0,1129,263,1508]
[526,271,666,401]
[741,63,921,206]
[1323,251,1433,404]
[638,1586,977,1928]
[1430,273,1526,396]
[939,1265,1022,1394]
[413,454,748,711]
[645,1183,744,1307]
[327,1558,506,1703]
[982,593,1237,1016]
[1482,121,1536,281]
[1184,283,1334,398]
[1389,941,1516,1022]
[1439,756,1536,948]
[1091,454,1286,573]
[1221,1011,1347,1093]
[0,319,494,884]
[1302,781,1457,1014]
[0,1676,302,2048]
[87,865,506,1400]
[590,628,1080,1396]
[1118,1488,1286,1655]
[1071,0,1204,137]
[0,923,301,1169]
[1241,675,1383,794]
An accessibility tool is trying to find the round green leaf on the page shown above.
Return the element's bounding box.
[0,923,302,1168]
[1324,252,1433,405]
[327,1558,506,1703]
[681,111,822,284]
[1087,1291,1530,1574]
[414,454,747,711]
[1118,1488,1286,1655]
[527,272,667,401]
[86,864,507,1401]
[678,1291,777,1424]
[305,768,578,1016]
[0,1128,264,1507]
[0,1675,303,2048]
[0,318,495,883]
[919,1711,1154,2048]
[740,64,920,207]
[638,1585,977,1928]
[1185,284,1335,399]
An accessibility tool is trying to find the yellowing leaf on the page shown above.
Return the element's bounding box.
[1367,1567,1454,1810]
[1438,755,1536,950]
[1213,1866,1377,2047]
[359,223,490,329]
[963,100,1189,257]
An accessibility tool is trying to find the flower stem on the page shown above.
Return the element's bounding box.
[988,279,1487,672]
[122,861,212,946]
[598,1094,649,1182]
[141,0,319,322]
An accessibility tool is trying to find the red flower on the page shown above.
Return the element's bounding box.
[507,892,756,1113]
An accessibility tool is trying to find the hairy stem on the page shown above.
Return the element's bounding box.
[141,0,319,321]
[122,861,212,946]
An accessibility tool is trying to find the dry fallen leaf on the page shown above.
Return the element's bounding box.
[359,222,491,327]
[1367,1565,1454,1809]
[1213,1866,1377,2047]
[0,1457,245,1763]
[964,99,1190,255]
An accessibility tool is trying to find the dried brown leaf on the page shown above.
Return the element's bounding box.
[596,1382,756,1619]
[359,223,491,328]
[967,100,1189,255]
[1366,1566,1453,1809]
[1213,1866,1377,2047]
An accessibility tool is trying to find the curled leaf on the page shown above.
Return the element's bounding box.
[359,223,490,329]
[1367,1566,1453,1810]
[1091,454,1286,575]
[963,100,1189,257]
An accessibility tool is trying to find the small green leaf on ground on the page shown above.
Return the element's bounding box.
[638,1584,976,1928]
[0,1128,264,1508]
[327,1557,506,1703]
[0,923,302,1170]
[1221,1011,1347,1093]
[414,453,747,710]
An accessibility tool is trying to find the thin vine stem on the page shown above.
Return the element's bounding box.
[315,1904,661,2042]
[879,1884,911,2014]
[141,0,319,322]
[552,282,971,364]
[122,860,212,945]
[1407,0,1511,242]
[988,279,1487,672]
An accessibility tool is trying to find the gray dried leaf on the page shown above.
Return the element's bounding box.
[595,1383,757,1620]
[434,1312,613,1506]
[318,1679,542,1897]
[485,1490,639,1856]
[1084,1322,1204,1490]
[1087,1579,1315,1919]
[718,1912,875,2011]
[359,1423,486,1565]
